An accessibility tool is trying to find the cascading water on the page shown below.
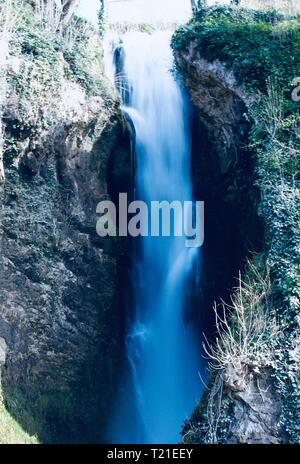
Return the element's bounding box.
[106,30,202,444]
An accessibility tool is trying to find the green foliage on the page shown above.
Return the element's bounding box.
[8,1,106,101]
[108,21,179,34]
[172,6,299,95]
[62,19,105,96]
[249,82,300,442]
[0,387,38,444]
[98,0,105,37]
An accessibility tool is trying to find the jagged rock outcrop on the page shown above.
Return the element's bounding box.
[0,53,131,443]
[175,42,282,445]
[225,370,282,444]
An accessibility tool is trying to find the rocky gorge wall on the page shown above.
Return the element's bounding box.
[174,42,284,444]
[182,43,263,337]
[0,7,131,443]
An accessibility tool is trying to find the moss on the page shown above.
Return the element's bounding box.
[0,386,38,444]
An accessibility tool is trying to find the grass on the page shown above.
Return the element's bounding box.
[203,265,278,373]
[0,387,38,444]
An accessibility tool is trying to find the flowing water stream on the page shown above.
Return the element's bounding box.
[105,30,201,444]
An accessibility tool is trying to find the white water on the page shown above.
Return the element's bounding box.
[106,31,201,444]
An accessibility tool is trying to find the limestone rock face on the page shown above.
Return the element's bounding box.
[175,42,282,445]
[0,338,7,367]
[175,42,251,174]
[175,41,264,355]
[228,371,282,444]
[0,73,131,443]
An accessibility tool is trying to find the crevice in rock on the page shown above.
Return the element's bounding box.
[190,106,264,341]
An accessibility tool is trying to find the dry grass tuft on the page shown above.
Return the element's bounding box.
[200,262,280,443]
[203,264,279,373]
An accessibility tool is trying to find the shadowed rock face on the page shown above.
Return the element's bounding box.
[175,43,282,445]
[175,42,251,174]
[175,41,263,342]
[0,78,131,443]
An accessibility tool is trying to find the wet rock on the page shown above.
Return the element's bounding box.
[21,151,39,175]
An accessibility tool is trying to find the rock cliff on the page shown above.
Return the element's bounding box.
[174,39,287,445]
[0,3,131,443]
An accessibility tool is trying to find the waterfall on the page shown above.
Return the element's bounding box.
[106,30,201,444]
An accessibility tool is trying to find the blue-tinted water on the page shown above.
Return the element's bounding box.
[106,30,201,444]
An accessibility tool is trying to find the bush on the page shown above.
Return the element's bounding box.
[7,0,106,98]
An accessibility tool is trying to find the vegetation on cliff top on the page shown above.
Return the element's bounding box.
[173,1,300,444]
[0,0,116,172]
[17,1,106,92]
[173,3,300,97]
